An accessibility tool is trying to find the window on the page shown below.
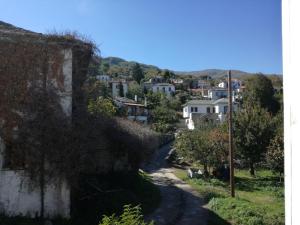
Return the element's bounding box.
[163,87,166,92]
[191,107,194,112]
[195,107,198,112]
[213,107,215,113]
[169,87,172,92]
[206,107,211,113]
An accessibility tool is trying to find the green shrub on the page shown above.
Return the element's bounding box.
[99,205,154,225]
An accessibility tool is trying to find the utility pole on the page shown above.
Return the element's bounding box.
[228,70,235,197]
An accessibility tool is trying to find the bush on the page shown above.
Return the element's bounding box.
[99,205,153,225]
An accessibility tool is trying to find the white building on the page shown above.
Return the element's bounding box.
[152,83,175,96]
[114,97,148,124]
[170,78,184,84]
[205,88,228,100]
[96,74,111,82]
[183,98,238,129]
[111,81,128,97]
[218,79,242,89]
[198,80,210,89]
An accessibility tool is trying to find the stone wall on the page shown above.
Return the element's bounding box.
[0,22,92,218]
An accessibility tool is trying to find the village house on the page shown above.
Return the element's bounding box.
[0,21,140,219]
[111,80,128,97]
[0,21,95,218]
[96,74,111,83]
[218,79,242,89]
[183,98,238,130]
[204,87,229,100]
[151,83,175,96]
[143,76,176,96]
[198,80,211,89]
[114,97,148,124]
[170,78,184,84]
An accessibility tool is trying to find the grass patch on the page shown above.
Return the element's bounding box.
[173,168,284,225]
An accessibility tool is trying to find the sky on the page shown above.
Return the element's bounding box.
[0,0,282,74]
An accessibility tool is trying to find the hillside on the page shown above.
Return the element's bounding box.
[100,56,282,80]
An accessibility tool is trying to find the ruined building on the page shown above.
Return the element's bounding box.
[0,21,93,218]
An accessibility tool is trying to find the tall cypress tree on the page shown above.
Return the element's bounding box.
[132,63,144,84]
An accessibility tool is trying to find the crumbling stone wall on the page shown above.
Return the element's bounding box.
[0,21,92,218]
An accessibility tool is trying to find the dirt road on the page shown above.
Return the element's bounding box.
[143,143,208,225]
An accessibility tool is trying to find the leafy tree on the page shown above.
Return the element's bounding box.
[266,111,283,180]
[243,74,279,114]
[174,124,228,174]
[126,81,143,100]
[86,80,110,99]
[145,92,163,110]
[233,105,275,176]
[88,97,116,117]
[266,130,284,180]
[151,105,177,133]
[132,63,144,84]
[101,62,110,74]
[163,70,171,81]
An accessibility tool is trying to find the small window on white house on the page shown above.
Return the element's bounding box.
[195,107,198,112]
[169,87,171,91]
[206,107,211,113]
[191,107,194,112]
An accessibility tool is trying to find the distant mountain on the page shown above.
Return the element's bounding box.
[101,57,159,71]
[175,69,281,79]
[101,56,282,79]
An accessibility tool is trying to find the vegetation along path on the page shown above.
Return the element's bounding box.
[143,142,210,225]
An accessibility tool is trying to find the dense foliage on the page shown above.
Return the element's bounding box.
[174,124,228,173]
[233,105,275,175]
[99,205,153,225]
[131,63,144,84]
[243,74,280,114]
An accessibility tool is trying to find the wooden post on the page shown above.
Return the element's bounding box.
[228,70,235,197]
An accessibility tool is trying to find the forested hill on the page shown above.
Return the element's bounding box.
[100,56,282,80]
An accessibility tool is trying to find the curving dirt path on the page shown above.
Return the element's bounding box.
[143,143,208,225]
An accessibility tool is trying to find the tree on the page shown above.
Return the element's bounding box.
[145,92,163,110]
[86,80,110,99]
[101,62,110,74]
[88,97,116,117]
[266,130,284,181]
[243,74,279,114]
[119,82,125,97]
[266,111,283,180]
[174,124,228,174]
[151,105,177,133]
[233,105,275,176]
[132,63,144,84]
[163,70,171,81]
[126,81,143,100]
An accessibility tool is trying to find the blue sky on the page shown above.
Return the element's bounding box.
[0,0,282,74]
